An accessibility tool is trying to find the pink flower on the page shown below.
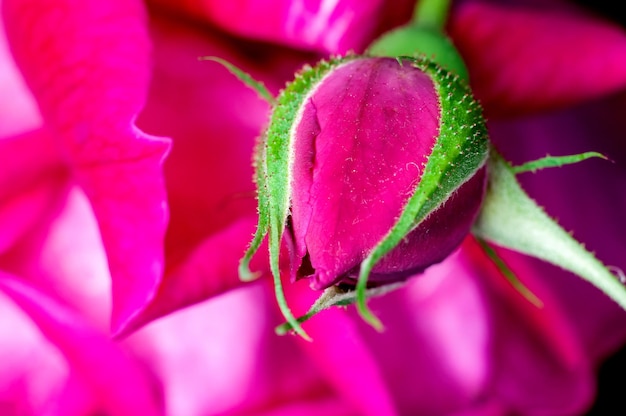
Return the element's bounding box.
[268,56,487,288]
[1,0,626,415]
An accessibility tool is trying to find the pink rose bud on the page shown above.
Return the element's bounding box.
[239,55,489,335]
[286,57,487,289]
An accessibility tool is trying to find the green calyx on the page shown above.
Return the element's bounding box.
[251,54,488,336]
[230,52,489,338]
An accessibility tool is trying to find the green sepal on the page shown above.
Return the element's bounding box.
[475,237,543,307]
[200,55,276,281]
[245,56,357,340]
[367,25,469,82]
[473,150,626,310]
[511,151,607,174]
[355,57,489,329]
[275,282,406,335]
[239,134,270,281]
[199,56,276,105]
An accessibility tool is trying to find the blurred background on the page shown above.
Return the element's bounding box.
[572,0,626,414]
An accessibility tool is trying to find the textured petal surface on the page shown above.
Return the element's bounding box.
[0,273,164,415]
[3,0,171,334]
[450,0,626,117]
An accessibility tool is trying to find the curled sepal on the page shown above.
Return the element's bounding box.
[511,151,607,174]
[202,57,274,281]
[238,135,270,281]
[475,237,543,307]
[200,56,276,105]
[473,150,626,310]
[355,58,489,329]
[275,282,406,336]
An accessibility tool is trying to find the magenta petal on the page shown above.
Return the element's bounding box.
[451,0,626,117]
[117,216,264,337]
[0,129,68,254]
[285,280,398,416]
[461,240,595,415]
[3,0,171,334]
[133,282,345,415]
[290,242,595,415]
[0,14,41,137]
[0,272,164,415]
[149,0,402,54]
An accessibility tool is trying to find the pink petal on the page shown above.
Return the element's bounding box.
[0,13,41,136]
[0,129,68,254]
[285,279,399,416]
[123,13,325,334]
[287,239,595,414]
[3,0,171,334]
[0,289,73,415]
[128,282,348,415]
[0,184,113,329]
[450,0,626,117]
[119,216,263,337]
[113,13,287,334]
[0,272,164,415]
[461,239,594,415]
[137,14,274,266]
[148,0,414,54]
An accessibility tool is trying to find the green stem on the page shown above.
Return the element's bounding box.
[412,0,452,30]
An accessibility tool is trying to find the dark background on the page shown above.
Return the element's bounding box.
[570,0,626,414]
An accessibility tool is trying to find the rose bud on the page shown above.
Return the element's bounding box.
[239,55,489,335]
[288,56,487,289]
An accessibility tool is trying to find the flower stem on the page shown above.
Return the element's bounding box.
[412,0,452,30]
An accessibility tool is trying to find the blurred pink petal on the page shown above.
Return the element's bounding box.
[0,289,71,415]
[128,282,353,416]
[0,129,67,254]
[114,13,278,334]
[121,216,261,337]
[287,240,595,415]
[450,0,626,117]
[286,280,400,416]
[0,184,113,329]
[0,272,164,415]
[460,239,594,415]
[0,12,41,136]
[3,0,171,334]
[148,0,414,54]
